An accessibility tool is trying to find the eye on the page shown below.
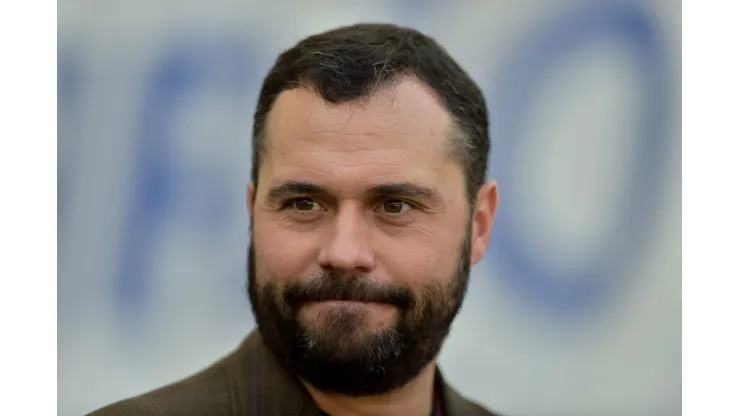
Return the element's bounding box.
[379,200,411,215]
[288,198,323,212]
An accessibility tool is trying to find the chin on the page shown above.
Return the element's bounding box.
[299,313,400,346]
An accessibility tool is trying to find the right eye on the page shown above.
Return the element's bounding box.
[287,198,323,212]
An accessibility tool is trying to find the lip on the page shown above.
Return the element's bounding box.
[304,300,391,307]
[310,300,379,304]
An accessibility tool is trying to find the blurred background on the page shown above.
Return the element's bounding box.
[58,1,681,415]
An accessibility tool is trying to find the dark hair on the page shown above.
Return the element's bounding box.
[251,23,489,203]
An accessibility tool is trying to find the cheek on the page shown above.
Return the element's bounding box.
[253,221,318,285]
[375,231,460,289]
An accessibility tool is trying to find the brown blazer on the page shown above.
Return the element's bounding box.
[89,330,498,416]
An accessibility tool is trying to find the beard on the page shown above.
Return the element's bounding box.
[247,227,472,397]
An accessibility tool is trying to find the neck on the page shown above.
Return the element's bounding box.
[302,362,438,416]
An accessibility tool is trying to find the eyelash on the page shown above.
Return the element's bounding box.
[280,198,417,216]
[281,198,323,213]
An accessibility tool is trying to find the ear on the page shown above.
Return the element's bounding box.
[470,180,499,265]
[247,181,256,216]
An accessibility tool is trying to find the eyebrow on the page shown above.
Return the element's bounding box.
[266,181,332,204]
[366,182,442,204]
[265,180,443,206]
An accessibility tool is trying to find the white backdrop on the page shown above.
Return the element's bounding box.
[58,1,681,415]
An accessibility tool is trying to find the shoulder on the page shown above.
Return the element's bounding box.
[465,399,503,416]
[439,375,504,416]
[450,395,503,416]
[87,359,234,416]
[86,332,315,416]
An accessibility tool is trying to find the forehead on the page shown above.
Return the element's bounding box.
[260,77,462,192]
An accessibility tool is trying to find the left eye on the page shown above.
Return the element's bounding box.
[380,200,410,214]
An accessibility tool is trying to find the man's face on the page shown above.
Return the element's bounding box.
[247,77,493,396]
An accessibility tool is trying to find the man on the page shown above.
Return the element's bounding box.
[91,23,500,416]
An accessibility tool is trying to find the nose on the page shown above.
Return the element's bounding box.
[317,206,375,272]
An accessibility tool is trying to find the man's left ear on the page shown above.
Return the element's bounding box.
[470,180,499,265]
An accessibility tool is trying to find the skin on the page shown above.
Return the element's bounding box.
[248,76,498,416]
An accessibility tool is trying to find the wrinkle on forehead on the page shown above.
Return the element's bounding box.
[262,76,455,161]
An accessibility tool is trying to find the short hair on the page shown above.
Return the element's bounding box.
[252,23,490,203]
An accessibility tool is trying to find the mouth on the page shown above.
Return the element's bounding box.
[300,300,398,311]
[297,300,400,325]
[306,299,389,306]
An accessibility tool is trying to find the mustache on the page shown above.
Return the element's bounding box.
[283,272,413,309]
